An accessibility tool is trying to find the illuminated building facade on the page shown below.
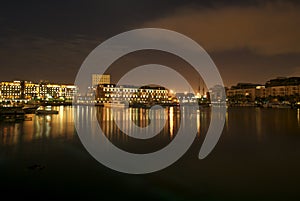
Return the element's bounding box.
[227,77,300,102]
[0,80,77,100]
[96,84,171,104]
[24,82,39,99]
[175,93,197,103]
[0,81,22,99]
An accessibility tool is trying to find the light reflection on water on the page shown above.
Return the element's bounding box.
[0,106,75,146]
[1,106,299,147]
[94,106,182,143]
[0,106,208,147]
[297,108,300,126]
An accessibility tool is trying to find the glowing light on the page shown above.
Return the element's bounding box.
[197,109,200,135]
[169,107,174,138]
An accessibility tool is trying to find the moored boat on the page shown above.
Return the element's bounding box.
[22,105,40,114]
[0,105,25,122]
[103,101,126,108]
[36,109,59,115]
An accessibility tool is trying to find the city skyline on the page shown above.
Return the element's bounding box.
[1,74,299,90]
[0,75,299,99]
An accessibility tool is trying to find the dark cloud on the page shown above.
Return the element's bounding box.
[211,49,300,87]
[0,0,299,88]
[144,1,300,55]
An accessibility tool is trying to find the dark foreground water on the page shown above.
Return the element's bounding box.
[0,106,300,201]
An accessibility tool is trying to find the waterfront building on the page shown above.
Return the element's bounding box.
[60,85,78,100]
[209,85,227,103]
[264,77,300,97]
[226,84,259,102]
[24,82,39,99]
[175,92,197,104]
[38,83,78,100]
[0,80,77,101]
[0,81,22,99]
[39,83,61,99]
[95,84,171,105]
[265,85,300,97]
[227,77,300,103]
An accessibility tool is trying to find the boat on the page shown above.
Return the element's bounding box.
[35,105,59,115]
[22,104,40,114]
[272,104,291,109]
[103,101,126,108]
[36,109,59,115]
[263,102,291,109]
[0,105,25,122]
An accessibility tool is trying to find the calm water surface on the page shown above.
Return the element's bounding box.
[0,106,300,200]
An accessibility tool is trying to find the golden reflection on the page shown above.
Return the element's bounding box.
[97,106,178,140]
[255,108,262,141]
[297,108,300,126]
[45,115,51,138]
[197,109,200,136]
[169,107,174,138]
[225,110,229,132]
[0,106,75,146]
[0,105,237,146]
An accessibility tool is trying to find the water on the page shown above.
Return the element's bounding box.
[0,106,300,200]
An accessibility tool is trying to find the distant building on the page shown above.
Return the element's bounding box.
[227,77,300,102]
[92,74,110,86]
[265,85,300,97]
[175,92,196,104]
[0,81,22,99]
[209,85,227,103]
[0,80,77,100]
[226,83,261,101]
[24,81,39,99]
[95,84,171,104]
[60,85,78,100]
[39,83,61,99]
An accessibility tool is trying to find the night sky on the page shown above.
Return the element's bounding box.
[0,0,299,89]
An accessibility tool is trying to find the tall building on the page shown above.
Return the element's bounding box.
[92,74,110,86]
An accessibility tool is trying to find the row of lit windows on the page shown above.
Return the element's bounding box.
[102,86,168,93]
[1,87,74,91]
[1,86,21,89]
[103,88,168,93]
[104,93,168,98]
[0,91,21,93]
[103,88,138,92]
[0,93,21,96]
